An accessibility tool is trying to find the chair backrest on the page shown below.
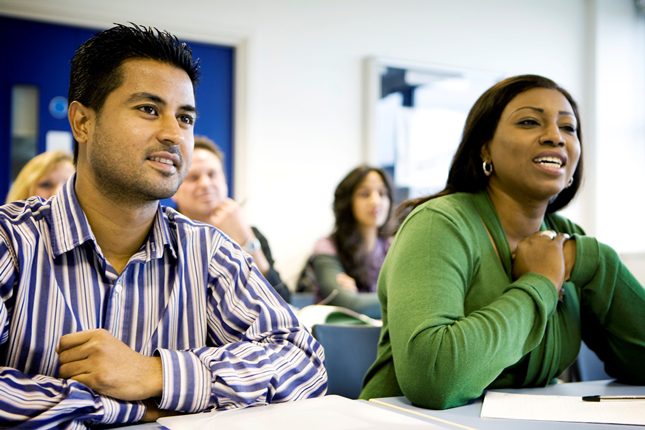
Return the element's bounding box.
[290,292,316,309]
[312,323,381,399]
[577,341,610,381]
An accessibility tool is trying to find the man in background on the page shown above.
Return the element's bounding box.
[172,135,291,302]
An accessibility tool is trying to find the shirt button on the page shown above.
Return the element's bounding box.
[115,283,123,294]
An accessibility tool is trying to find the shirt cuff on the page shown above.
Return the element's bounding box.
[569,235,600,286]
[98,395,145,425]
[157,348,212,412]
[510,272,559,315]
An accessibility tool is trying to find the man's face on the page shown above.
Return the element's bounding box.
[80,58,196,203]
[172,148,228,221]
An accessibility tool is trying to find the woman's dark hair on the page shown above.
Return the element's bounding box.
[397,74,584,224]
[68,23,200,163]
[331,165,394,291]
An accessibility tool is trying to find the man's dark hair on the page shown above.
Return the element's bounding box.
[68,23,200,162]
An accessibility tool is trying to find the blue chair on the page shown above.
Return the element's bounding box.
[312,324,381,399]
[290,292,316,309]
[577,341,610,381]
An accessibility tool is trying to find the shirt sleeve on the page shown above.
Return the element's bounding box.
[251,226,291,303]
[310,254,381,318]
[385,207,559,409]
[570,235,645,383]
[0,234,145,429]
[156,237,327,412]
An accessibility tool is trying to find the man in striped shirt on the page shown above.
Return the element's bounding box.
[0,23,326,429]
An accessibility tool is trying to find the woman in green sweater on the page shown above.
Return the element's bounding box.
[360,74,645,409]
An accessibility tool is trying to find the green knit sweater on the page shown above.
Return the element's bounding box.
[360,191,645,409]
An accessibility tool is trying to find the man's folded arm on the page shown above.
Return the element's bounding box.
[0,367,144,428]
[155,243,327,413]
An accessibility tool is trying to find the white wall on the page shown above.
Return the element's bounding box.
[1,0,642,284]
[592,0,645,279]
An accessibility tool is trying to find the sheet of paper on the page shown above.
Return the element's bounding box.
[481,391,645,426]
[158,395,445,430]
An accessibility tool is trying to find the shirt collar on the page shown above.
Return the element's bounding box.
[473,190,551,275]
[473,191,513,274]
[48,174,177,261]
[49,174,96,257]
[148,207,178,261]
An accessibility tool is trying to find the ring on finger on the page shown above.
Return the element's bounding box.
[539,230,557,240]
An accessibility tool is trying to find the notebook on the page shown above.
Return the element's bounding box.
[158,394,447,430]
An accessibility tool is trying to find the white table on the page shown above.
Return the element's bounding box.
[111,380,645,429]
[370,380,645,429]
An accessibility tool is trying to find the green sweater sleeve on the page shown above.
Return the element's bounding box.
[570,236,645,383]
[311,254,381,318]
[386,206,559,409]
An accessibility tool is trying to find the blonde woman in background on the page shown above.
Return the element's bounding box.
[5,150,74,203]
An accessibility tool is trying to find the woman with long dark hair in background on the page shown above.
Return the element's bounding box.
[298,165,394,318]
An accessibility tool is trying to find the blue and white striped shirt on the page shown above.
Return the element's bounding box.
[0,177,327,429]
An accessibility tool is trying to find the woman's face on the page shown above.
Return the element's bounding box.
[352,171,390,230]
[483,87,580,206]
[32,160,75,199]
